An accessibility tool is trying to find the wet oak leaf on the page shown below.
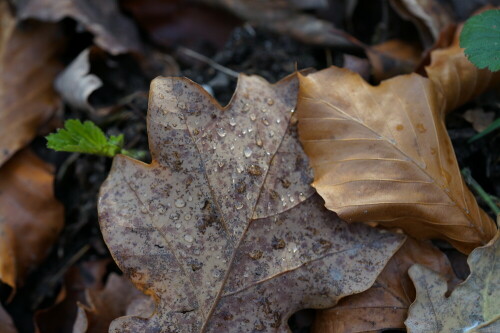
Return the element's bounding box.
[313,238,459,333]
[405,231,500,332]
[0,1,64,167]
[297,67,496,254]
[98,74,405,332]
[425,23,500,113]
[0,150,64,295]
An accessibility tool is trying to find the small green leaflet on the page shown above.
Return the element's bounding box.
[46,119,127,157]
[460,9,500,72]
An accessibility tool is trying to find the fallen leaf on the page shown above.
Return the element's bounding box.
[390,0,454,47]
[98,73,405,331]
[0,150,64,295]
[313,238,459,333]
[0,1,64,167]
[297,67,496,254]
[18,0,142,55]
[55,48,103,112]
[405,231,500,332]
[73,273,154,333]
[425,23,500,112]
[463,108,495,133]
[366,39,422,81]
[0,304,17,333]
[35,260,109,333]
[343,54,371,81]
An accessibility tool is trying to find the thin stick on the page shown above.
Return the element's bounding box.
[178,46,240,78]
[462,168,500,225]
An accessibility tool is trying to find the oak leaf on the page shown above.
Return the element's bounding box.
[0,1,64,167]
[98,74,405,332]
[0,150,64,296]
[0,303,17,333]
[313,238,459,332]
[297,66,496,253]
[405,231,500,332]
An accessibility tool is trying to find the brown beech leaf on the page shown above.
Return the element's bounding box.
[425,23,500,112]
[18,0,142,55]
[0,150,64,295]
[0,1,64,167]
[313,237,459,333]
[297,67,496,254]
[0,303,17,333]
[98,73,405,332]
[73,273,154,333]
[405,231,500,332]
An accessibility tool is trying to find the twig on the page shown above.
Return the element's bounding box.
[462,168,500,225]
[178,46,240,78]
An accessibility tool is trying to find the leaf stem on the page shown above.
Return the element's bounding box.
[461,168,500,224]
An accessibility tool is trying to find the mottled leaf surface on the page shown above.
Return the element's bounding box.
[297,67,496,254]
[406,231,500,332]
[313,238,459,333]
[98,74,404,332]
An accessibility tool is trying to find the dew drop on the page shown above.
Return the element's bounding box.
[184,214,192,221]
[298,192,306,201]
[269,131,275,137]
[290,108,295,113]
[158,205,166,214]
[250,113,256,121]
[216,128,226,137]
[177,101,186,110]
[248,128,253,133]
[261,108,268,113]
[243,272,249,278]
[175,199,186,208]
[229,118,237,127]
[170,213,180,220]
[236,164,244,173]
[256,135,263,147]
[242,103,250,113]
[289,196,295,203]
[266,98,274,106]
[262,118,270,126]
[175,223,181,229]
[218,161,225,168]
[235,202,244,210]
[244,147,252,158]
[276,118,281,124]
[187,195,193,202]
[140,206,148,214]
[184,235,194,243]
[230,144,235,150]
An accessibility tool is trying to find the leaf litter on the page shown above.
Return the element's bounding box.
[98,73,405,331]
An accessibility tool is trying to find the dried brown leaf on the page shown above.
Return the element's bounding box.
[0,2,64,167]
[425,24,500,112]
[313,238,459,333]
[297,67,496,254]
[73,273,154,333]
[98,73,405,332]
[0,150,64,295]
[0,303,17,333]
[18,0,141,55]
[405,231,500,332]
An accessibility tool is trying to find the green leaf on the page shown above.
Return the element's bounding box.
[460,9,500,71]
[46,119,123,157]
[468,117,500,142]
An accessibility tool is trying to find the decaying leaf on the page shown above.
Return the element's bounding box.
[390,0,454,47]
[425,23,500,112]
[17,0,142,55]
[463,108,495,133]
[0,1,64,167]
[0,303,17,333]
[55,48,103,112]
[313,238,459,333]
[405,231,500,332]
[0,150,64,295]
[73,273,154,333]
[297,66,496,254]
[98,73,405,331]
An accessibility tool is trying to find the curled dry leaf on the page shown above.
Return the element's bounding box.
[0,150,64,295]
[73,273,154,333]
[0,303,17,333]
[390,0,454,47]
[313,238,459,333]
[98,73,405,332]
[297,67,496,254]
[0,1,64,167]
[405,231,500,332]
[425,23,500,113]
[18,0,141,55]
[55,48,103,112]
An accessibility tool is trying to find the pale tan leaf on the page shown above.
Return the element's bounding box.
[0,150,64,296]
[425,24,500,113]
[297,67,496,254]
[0,2,64,167]
[405,231,500,332]
[98,73,405,332]
[313,238,459,333]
